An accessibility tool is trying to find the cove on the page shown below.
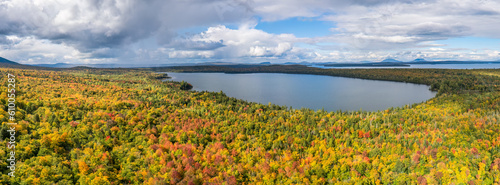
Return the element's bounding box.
[164,72,437,112]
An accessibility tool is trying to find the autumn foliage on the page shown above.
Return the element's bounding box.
[0,66,500,184]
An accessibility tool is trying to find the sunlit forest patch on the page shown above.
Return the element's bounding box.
[1,67,500,184]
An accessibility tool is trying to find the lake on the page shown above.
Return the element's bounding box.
[164,72,437,112]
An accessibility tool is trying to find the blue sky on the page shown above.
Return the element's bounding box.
[255,17,334,38]
[0,0,499,66]
[435,37,500,51]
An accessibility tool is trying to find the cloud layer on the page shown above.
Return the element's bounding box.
[165,25,299,59]
[0,0,499,65]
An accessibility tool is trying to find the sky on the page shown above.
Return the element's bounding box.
[1,0,500,66]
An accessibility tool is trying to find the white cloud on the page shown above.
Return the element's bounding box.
[165,25,300,59]
[0,35,86,64]
[1,0,500,64]
[321,0,500,50]
[0,0,254,50]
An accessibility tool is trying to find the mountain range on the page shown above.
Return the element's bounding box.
[1,56,500,68]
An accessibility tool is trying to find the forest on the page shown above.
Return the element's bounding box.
[1,65,500,184]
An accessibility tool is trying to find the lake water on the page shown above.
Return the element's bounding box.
[165,72,437,112]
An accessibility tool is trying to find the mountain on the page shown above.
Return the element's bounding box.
[322,58,409,67]
[0,57,19,65]
[33,63,78,68]
[0,57,30,69]
[407,59,500,65]
[412,58,427,62]
[324,62,410,67]
[0,57,53,69]
[380,58,402,63]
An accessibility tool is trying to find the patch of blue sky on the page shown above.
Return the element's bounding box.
[435,37,500,50]
[255,17,334,38]
[293,42,341,52]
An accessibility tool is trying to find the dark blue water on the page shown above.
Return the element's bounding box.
[165,72,436,112]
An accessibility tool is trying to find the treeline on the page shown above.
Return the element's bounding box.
[0,67,499,184]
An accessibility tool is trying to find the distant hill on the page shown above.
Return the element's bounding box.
[0,57,55,70]
[324,58,409,67]
[0,57,20,65]
[380,58,402,63]
[33,63,78,68]
[412,58,427,62]
[324,62,409,67]
[323,58,500,68]
[0,57,28,68]
[408,60,500,65]
[69,66,97,70]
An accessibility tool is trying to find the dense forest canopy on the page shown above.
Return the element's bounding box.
[1,66,500,184]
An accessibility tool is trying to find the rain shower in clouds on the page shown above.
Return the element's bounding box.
[0,0,499,65]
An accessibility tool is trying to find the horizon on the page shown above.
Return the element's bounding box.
[1,0,500,66]
[4,55,500,68]
[5,55,500,69]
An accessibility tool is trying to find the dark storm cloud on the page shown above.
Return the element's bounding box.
[88,48,122,59]
[0,0,156,49]
[0,0,252,51]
